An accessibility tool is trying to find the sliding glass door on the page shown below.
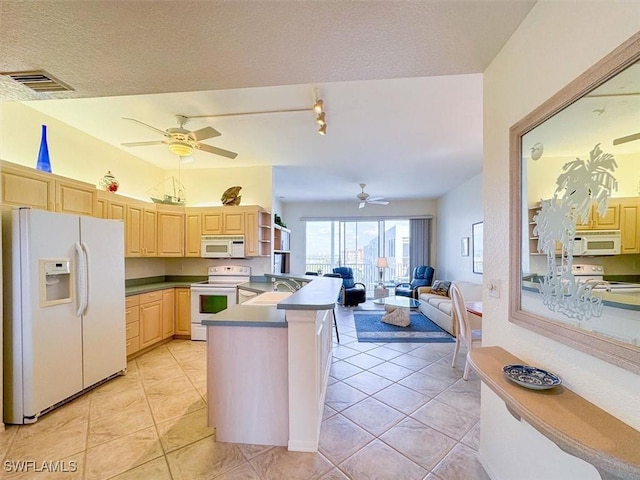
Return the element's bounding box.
[306,219,411,291]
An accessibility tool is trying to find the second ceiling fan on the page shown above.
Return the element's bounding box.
[121,115,238,160]
[357,183,389,208]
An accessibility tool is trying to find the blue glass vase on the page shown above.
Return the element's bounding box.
[36,125,52,173]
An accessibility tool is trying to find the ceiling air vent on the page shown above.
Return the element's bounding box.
[1,70,74,92]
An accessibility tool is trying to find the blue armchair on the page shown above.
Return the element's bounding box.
[395,266,434,298]
[332,267,367,306]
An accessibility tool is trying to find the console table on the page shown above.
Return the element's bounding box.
[468,346,640,480]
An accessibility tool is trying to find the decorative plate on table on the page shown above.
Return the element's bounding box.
[502,364,562,390]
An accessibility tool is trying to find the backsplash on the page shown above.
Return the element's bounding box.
[125,257,272,280]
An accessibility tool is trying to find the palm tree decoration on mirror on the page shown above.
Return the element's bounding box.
[533,143,618,321]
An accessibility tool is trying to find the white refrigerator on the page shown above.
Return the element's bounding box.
[2,207,126,424]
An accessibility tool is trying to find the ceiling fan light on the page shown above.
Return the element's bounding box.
[168,141,193,157]
[179,155,194,164]
[313,99,324,114]
[318,124,327,135]
[316,112,326,126]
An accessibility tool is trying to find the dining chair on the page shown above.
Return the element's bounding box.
[450,282,482,380]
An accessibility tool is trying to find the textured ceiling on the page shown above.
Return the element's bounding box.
[0,0,536,202]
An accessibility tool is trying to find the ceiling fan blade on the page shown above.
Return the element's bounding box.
[613,132,640,145]
[195,143,238,159]
[367,196,385,202]
[121,140,166,147]
[122,117,168,136]
[359,201,366,209]
[190,126,221,141]
[368,200,389,205]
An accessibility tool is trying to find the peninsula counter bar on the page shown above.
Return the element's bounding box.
[201,276,342,452]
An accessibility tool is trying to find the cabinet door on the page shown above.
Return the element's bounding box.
[158,211,184,257]
[223,211,245,234]
[142,208,157,256]
[245,210,258,256]
[592,203,620,230]
[1,166,54,210]
[620,200,640,254]
[95,197,107,218]
[162,289,175,339]
[202,211,223,234]
[185,212,202,257]
[107,199,127,220]
[140,300,163,349]
[174,288,191,336]
[55,179,97,216]
[126,204,143,256]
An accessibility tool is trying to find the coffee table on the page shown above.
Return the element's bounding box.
[373,295,420,309]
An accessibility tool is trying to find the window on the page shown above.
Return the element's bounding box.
[305,219,411,290]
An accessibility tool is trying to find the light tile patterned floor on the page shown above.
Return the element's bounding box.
[0,305,489,479]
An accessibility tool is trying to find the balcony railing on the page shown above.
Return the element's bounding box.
[305,262,409,292]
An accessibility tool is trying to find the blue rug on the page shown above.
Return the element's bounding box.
[353,310,454,343]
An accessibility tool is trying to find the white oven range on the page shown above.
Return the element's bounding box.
[190,265,251,341]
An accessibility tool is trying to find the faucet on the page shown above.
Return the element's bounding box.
[273,280,296,292]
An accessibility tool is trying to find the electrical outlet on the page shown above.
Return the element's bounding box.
[487,278,500,298]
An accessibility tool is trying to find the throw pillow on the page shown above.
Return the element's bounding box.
[431,280,452,296]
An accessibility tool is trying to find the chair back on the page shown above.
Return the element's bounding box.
[333,267,356,288]
[410,266,434,289]
[450,282,471,345]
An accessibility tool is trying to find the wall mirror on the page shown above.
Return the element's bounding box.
[509,32,640,375]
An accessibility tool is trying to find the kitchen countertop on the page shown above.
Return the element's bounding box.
[124,276,205,296]
[522,280,640,310]
[201,304,287,327]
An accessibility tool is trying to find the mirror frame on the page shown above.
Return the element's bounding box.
[509,31,640,375]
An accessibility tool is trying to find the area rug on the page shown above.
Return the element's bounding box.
[353,310,455,343]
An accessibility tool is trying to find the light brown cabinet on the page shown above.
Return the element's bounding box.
[576,203,620,230]
[174,288,191,337]
[96,190,127,220]
[201,208,245,235]
[139,291,163,349]
[620,198,640,254]
[125,295,141,356]
[185,211,202,257]
[157,207,184,257]
[1,160,97,216]
[126,200,157,257]
[245,207,271,257]
[162,289,175,339]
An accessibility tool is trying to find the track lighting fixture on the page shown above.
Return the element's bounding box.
[318,124,327,135]
[313,99,324,114]
[316,112,326,126]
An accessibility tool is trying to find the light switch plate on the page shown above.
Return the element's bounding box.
[487,278,500,298]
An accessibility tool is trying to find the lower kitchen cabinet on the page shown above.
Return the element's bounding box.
[175,287,191,337]
[125,295,141,356]
[139,291,163,349]
[162,289,175,339]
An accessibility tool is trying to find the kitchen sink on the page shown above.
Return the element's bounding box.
[243,291,293,305]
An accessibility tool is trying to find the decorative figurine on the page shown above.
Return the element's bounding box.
[99,171,119,192]
[221,186,242,206]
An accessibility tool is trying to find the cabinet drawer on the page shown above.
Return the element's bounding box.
[139,291,163,304]
[126,336,140,356]
[126,305,140,324]
[125,295,140,309]
[126,320,140,340]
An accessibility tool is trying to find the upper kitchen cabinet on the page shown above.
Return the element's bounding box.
[1,160,97,216]
[126,199,157,257]
[157,205,184,257]
[184,210,202,257]
[201,208,245,235]
[575,202,621,230]
[619,197,640,254]
[245,207,271,257]
[96,190,127,220]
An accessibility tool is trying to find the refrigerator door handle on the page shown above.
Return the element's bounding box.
[81,242,90,314]
[75,242,88,317]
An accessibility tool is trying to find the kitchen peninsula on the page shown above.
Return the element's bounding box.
[201,275,342,452]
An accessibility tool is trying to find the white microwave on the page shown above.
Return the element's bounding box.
[201,235,245,258]
[573,230,621,256]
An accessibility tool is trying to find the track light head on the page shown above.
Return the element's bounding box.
[316,112,326,126]
[313,99,324,114]
[318,124,327,135]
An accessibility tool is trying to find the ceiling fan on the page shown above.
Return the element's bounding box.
[613,132,640,145]
[357,183,389,208]
[120,115,238,160]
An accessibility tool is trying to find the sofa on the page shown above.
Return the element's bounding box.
[416,280,482,337]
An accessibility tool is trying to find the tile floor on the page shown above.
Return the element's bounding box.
[0,305,489,480]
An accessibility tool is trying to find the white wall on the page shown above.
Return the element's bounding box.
[282,199,438,274]
[435,173,483,282]
[482,2,640,479]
